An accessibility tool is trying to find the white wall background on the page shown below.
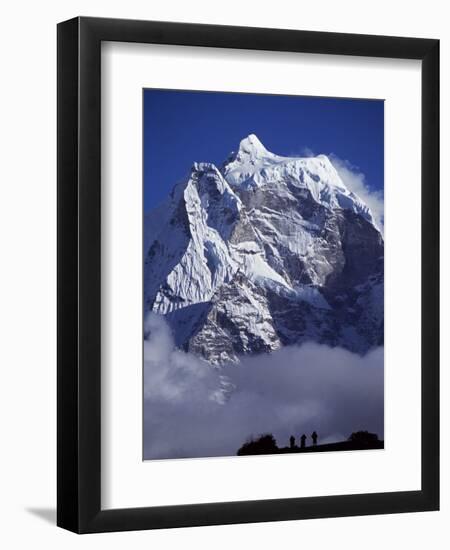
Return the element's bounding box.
[0,1,447,548]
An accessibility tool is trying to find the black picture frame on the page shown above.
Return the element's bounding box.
[57,16,439,533]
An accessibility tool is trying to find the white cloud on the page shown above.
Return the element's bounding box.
[290,149,384,233]
[298,146,315,157]
[143,314,384,460]
[329,154,384,233]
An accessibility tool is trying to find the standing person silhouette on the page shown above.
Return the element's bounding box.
[289,435,295,449]
[300,434,307,448]
[311,431,318,446]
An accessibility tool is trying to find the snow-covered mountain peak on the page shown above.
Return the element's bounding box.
[220,136,376,227]
[144,137,384,363]
[222,135,278,187]
[237,133,270,158]
[189,162,231,195]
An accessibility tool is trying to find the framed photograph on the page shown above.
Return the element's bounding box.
[57,17,439,533]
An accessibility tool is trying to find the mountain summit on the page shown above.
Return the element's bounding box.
[234,133,271,159]
[144,135,384,364]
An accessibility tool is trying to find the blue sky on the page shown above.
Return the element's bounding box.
[143,89,384,213]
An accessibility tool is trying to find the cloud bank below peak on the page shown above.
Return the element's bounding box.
[143,314,384,460]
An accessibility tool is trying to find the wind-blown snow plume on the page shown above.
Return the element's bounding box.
[329,154,384,233]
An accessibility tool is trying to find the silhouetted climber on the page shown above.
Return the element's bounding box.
[300,434,307,448]
[311,431,318,446]
[289,435,295,449]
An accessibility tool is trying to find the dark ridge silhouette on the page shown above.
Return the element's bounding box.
[237,433,278,456]
[348,430,380,444]
[237,431,383,456]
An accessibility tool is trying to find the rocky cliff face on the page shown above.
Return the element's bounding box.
[144,134,384,364]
